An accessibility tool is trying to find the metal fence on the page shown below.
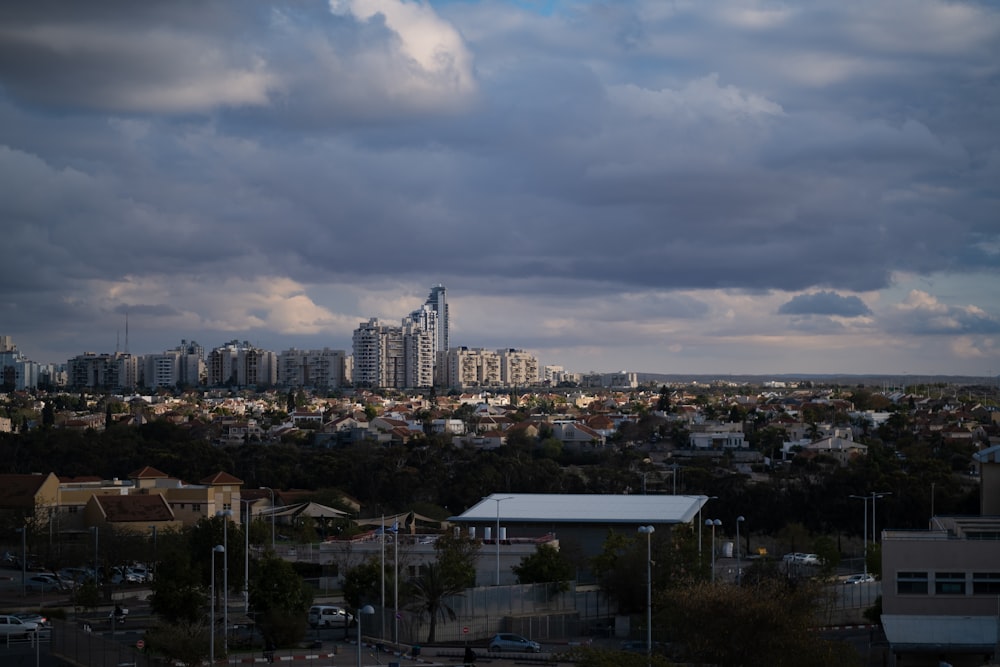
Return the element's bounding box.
[50,619,166,667]
[365,581,611,645]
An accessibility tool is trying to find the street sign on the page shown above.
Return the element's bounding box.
[136,639,145,650]
[463,626,469,634]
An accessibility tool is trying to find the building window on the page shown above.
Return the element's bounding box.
[68,506,78,514]
[973,573,1000,595]
[934,572,966,595]
[223,503,231,511]
[192,504,201,512]
[897,571,928,595]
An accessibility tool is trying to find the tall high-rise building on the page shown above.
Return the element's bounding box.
[207,340,277,387]
[424,284,449,352]
[67,352,137,391]
[352,319,406,388]
[278,348,348,389]
[141,340,206,389]
[0,337,41,390]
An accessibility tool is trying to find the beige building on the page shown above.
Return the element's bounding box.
[880,444,1000,665]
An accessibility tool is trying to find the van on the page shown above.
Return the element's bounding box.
[307,605,353,628]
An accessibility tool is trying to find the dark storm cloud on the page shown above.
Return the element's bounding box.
[779,292,873,317]
[113,304,182,317]
[0,0,996,372]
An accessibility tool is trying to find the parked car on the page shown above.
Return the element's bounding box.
[307,605,353,628]
[110,567,144,585]
[25,575,63,592]
[0,614,38,637]
[488,633,541,653]
[59,567,95,586]
[783,552,821,566]
[14,613,49,629]
[845,573,876,584]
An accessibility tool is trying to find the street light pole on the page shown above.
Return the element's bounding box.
[210,545,224,665]
[380,515,385,641]
[493,496,513,586]
[17,527,26,597]
[871,492,891,544]
[698,496,718,563]
[261,487,275,550]
[736,516,745,585]
[240,499,252,614]
[849,495,870,575]
[217,510,233,654]
[357,605,375,667]
[638,525,655,666]
[90,526,99,583]
[705,519,721,583]
[148,525,158,576]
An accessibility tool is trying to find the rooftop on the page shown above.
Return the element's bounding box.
[450,492,708,525]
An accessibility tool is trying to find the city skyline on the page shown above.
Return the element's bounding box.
[0,1,997,376]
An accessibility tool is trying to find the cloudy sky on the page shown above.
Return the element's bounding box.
[1,0,998,377]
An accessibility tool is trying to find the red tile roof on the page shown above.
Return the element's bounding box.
[128,466,170,479]
[199,471,244,486]
[93,494,174,522]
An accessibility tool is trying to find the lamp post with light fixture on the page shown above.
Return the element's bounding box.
[239,499,253,614]
[217,509,232,653]
[357,604,375,667]
[705,519,721,583]
[637,525,655,666]
[493,496,513,586]
[210,544,225,664]
[849,495,870,575]
[735,515,745,584]
[261,486,276,550]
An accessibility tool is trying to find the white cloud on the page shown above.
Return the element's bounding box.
[327,0,477,107]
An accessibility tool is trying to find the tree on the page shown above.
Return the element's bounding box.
[249,554,313,647]
[41,401,55,428]
[72,578,100,614]
[656,385,671,412]
[661,579,860,666]
[143,621,209,667]
[591,531,645,612]
[148,540,207,625]
[342,557,385,610]
[433,532,479,589]
[512,543,574,593]
[564,645,673,667]
[405,562,464,643]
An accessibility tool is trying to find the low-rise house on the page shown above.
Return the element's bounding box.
[551,420,606,449]
[799,436,868,466]
[689,423,747,450]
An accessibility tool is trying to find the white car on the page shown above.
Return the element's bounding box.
[845,573,875,584]
[0,614,38,637]
[307,605,353,628]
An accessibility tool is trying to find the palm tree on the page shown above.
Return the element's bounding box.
[406,563,465,643]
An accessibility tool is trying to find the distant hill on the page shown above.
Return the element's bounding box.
[636,373,998,388]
